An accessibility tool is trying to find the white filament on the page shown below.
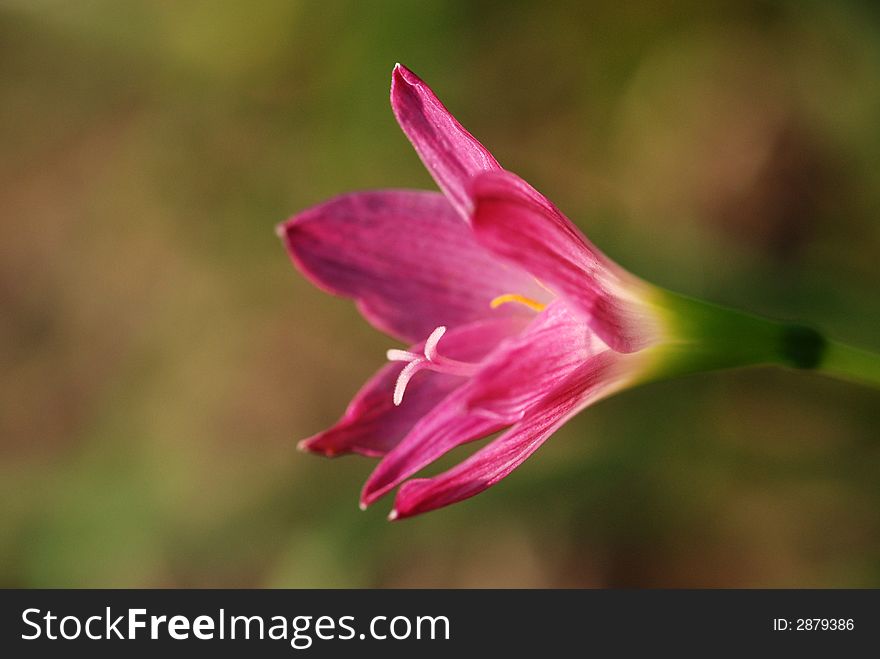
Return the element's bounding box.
[423,326,447,361]
[388,325,479,406]
[393,359,427,406]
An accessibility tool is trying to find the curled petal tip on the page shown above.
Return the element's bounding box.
[358,501,367,512]
[387,509,399,521]
[298,438,340,457]
[391,62,417,84]
[275,221,288,238]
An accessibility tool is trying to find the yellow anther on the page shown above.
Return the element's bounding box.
[490,293,546,312]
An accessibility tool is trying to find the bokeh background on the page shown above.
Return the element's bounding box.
[2,0,880,587]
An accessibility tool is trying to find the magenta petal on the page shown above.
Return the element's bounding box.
[391,64,502,221]
[360,301,594,506]
[299,317,526,458]
[470,171,659,353]
[278,189,547,344]
[359,385,505,507]
[464,301,599,420]
[391,352,623,519]
[298,360,451,458]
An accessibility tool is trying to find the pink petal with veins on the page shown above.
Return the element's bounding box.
[278,189,547,344]
[464,301,602,420]
[391,64,502,221]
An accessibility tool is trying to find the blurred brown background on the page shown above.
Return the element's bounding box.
[2,0,879,587]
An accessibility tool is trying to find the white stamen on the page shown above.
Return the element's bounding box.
[388,325,480,406]
[423,325,447,362]
[393,359,425,406]
[387,348,419,362]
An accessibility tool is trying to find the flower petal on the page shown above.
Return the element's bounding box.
[299,317,526,458]
[391,351,624,519]
[278,189,547,344]
[391,64,502,220]
[359,386,504,507]
[463,301,602,420]
[360,301,593,506]
[470,170,660,353]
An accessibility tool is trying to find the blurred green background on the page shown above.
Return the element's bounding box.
[2,0,879,587]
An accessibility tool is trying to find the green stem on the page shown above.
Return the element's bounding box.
[641,288,880,390]
[819,339,880,388]
[644,289,800,379]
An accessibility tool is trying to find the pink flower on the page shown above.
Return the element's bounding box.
[278,64,669,519]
